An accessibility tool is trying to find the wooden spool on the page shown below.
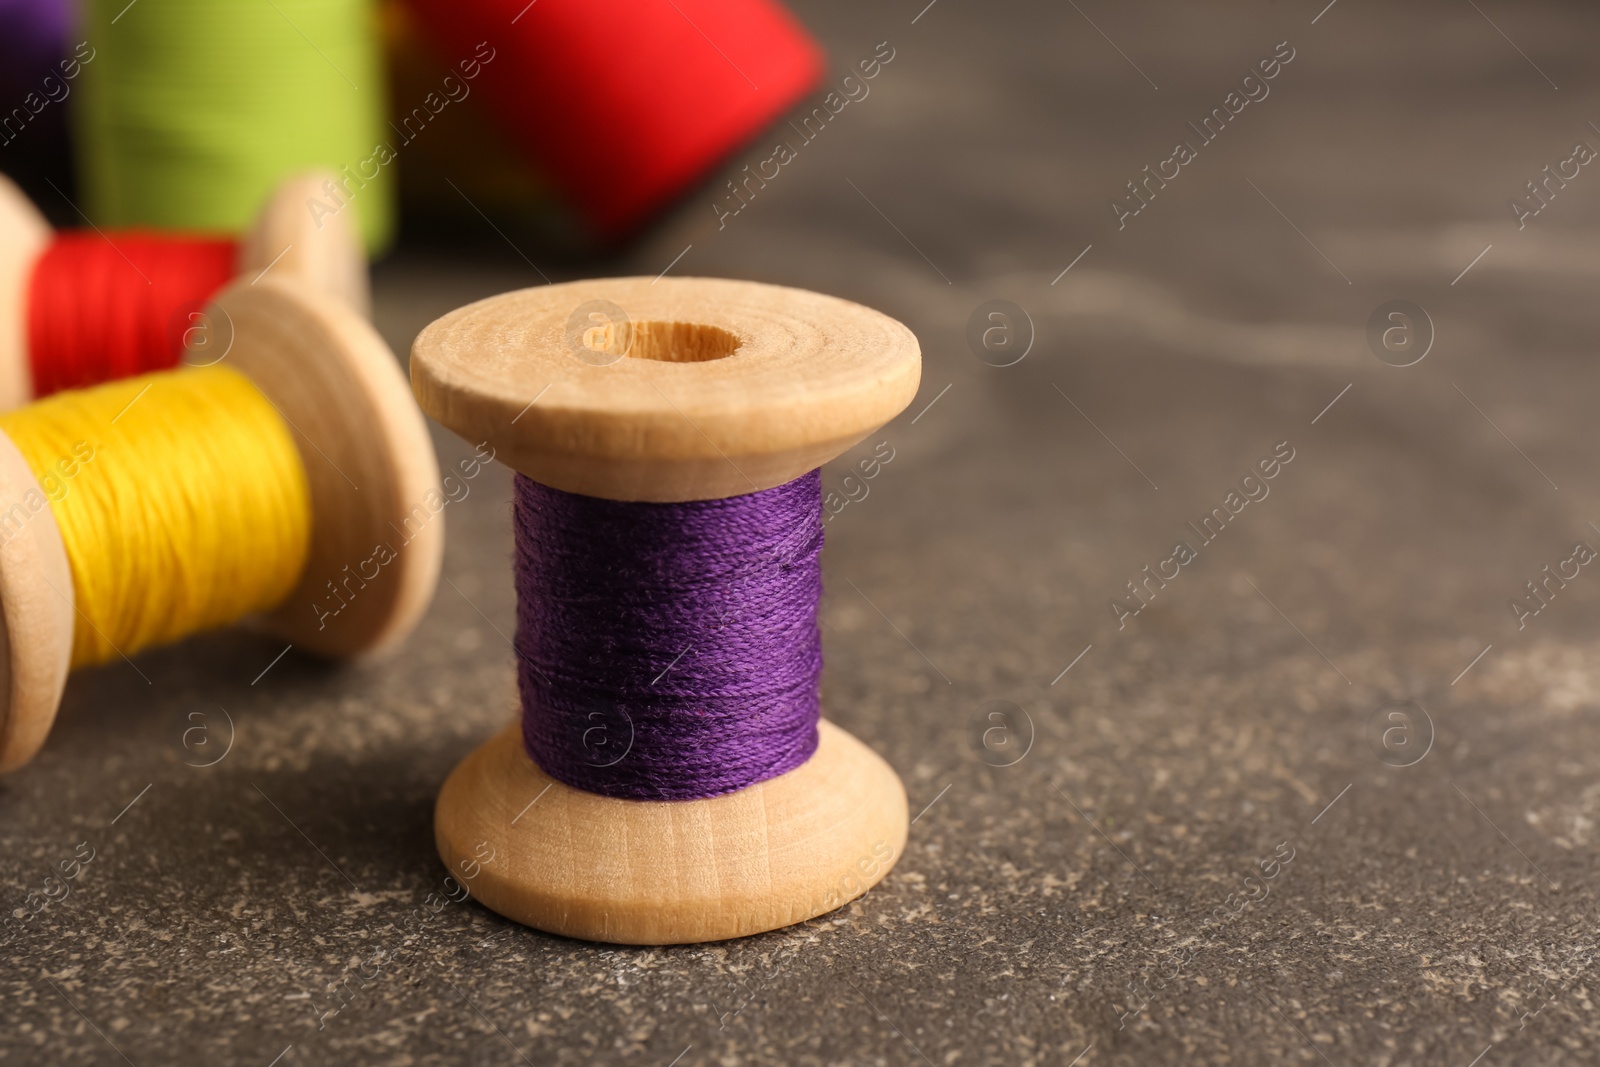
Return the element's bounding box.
[0,275,443,773]
[412,276,921,944]
[0,169,370,411]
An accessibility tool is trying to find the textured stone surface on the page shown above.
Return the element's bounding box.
[5,1,1600,1064]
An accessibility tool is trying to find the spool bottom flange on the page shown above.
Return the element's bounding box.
[435,718,908,944]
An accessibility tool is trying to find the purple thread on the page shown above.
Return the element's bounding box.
[514,470,823,801]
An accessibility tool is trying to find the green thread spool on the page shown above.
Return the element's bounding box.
[74,0,393,253]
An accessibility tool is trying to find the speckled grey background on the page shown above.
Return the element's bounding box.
[6,1,1600,1064]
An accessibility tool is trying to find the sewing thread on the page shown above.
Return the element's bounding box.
[0,366,312,668]
[515,471,824,800]
[26,232,237,398]
[74,0,392,250]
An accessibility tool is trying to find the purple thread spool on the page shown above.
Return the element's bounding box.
[416,277,920,943]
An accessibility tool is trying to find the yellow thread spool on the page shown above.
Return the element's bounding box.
[0,277,445,773]
[0,367,313,668]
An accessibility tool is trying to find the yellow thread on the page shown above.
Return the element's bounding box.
[0,367,312,669]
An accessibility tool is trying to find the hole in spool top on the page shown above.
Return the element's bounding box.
[581,320,742,363]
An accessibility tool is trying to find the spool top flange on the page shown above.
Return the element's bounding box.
[409,277,921,502]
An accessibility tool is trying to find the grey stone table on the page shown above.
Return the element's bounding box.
[5,1,1600,1064]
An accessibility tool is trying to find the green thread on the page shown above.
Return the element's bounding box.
[75,0,394,252]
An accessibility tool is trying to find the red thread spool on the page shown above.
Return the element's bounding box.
[0,170,369,409]
[401,0,824,239]
[26,233,237,397]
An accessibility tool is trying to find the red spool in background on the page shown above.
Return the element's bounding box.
[402,0,824,239]
[26,233,237,398]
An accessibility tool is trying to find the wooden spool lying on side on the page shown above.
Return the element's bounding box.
[0,169,370,410]
[0,276,441,773]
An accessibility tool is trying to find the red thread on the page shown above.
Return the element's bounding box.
[402,0,824,238]
[26,232,238,398]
